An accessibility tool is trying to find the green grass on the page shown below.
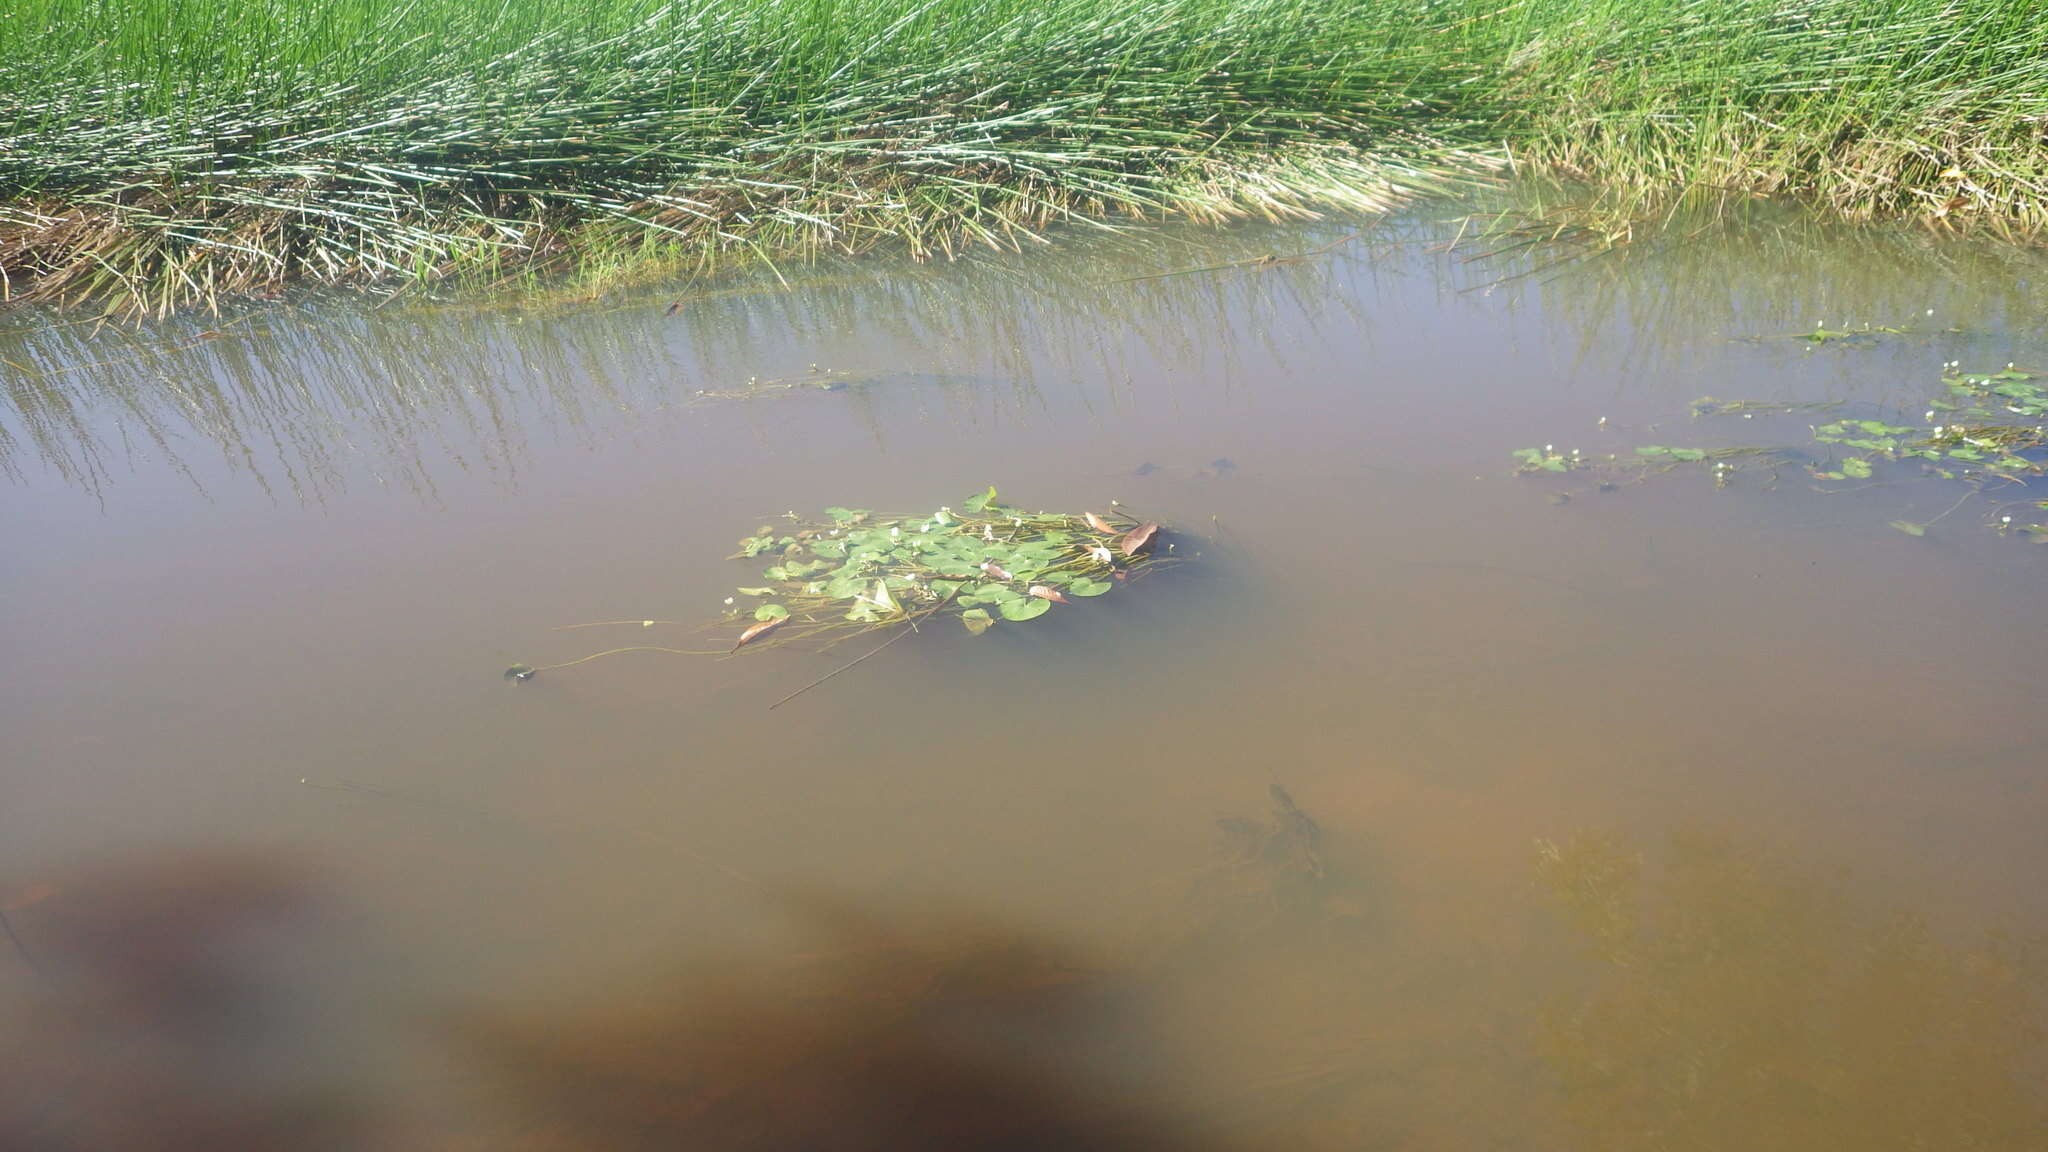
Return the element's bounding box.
[3,0,2045,312]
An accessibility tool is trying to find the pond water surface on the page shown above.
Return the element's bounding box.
[4,209,2046,1148]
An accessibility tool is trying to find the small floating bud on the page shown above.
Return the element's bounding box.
[1545,444,1554,453]
[1597,416,1608,426]
[1925,410,1936,421]
[890,526,900,538]
[2003,515,2013,524]
[723,597,734,606]
[1926,308,1935,316]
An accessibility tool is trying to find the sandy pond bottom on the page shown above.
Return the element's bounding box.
[3,211,2046,1148]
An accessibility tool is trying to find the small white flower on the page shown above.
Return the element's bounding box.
[1925,410,1936,421]
[1927,308,1935,316]
[1544,443,1555,453]
[2003,515,2013,524]
[983,524,995,541]
[1597,416,1608,426]
[890,527,900,538]
[723,597,734,606]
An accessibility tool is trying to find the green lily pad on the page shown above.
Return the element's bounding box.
[1065,577,1112,597]
[998,596,1052,621]
[961,608,994,635]
[755,603,790,621]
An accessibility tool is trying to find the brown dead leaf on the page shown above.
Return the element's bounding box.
[980,560,1014,581]
[1027,585,1070,604]
[1121,522,1159,556]
[1083,511,1116,534]
[731,616,784,652]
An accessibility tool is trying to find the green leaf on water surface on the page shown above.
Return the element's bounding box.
[981,583,1024,604]
[823,571,869,599]
[1853,420,1916,436]
[1065,577,1112,597]
[735,586,776,596]
[1635,446,1670,457]
[961,608,994,636]
[998,596,1051,621]
[1947,447,1984,461]
[810,538,847,558]
[824,507,870,524]
[755,603,790,621]
[1668,449,1707,462]
[1513,448,1544,464]
[963,485,998,513]
[1890,520,1927,537]
[1841,438,1896,453]
[1840,457,1873,479]
[761,565,789,581]
[1541,458,1568,472]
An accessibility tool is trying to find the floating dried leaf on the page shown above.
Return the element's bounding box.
[731,615,784,651]
[981,560,1014,581]
[1121,522,1160,555]
[1027,584,1070,604]
[1084,511,1116,534]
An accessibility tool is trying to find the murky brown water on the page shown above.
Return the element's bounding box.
[5,208,2047,1148]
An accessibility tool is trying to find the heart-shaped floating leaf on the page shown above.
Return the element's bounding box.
[1121,522,1159,556]
[735,586,777,597]
[1084,511,1116,534]
[998,596,1052,622]
[754,603,790,622]
[1065,576,1111,597]
[1889,520,1927,537]
[964,485,999,513]
[732,615,784,651]
[1027,584,1070,604]
[961,608,994,635]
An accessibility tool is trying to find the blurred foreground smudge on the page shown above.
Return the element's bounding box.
[450,891,1220,1151]
[0,850,371,1151]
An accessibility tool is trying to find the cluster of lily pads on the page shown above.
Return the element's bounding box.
[725,487,1166,645]
[1513,364,2048,538]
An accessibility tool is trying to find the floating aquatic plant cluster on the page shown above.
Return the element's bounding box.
[725,488,1166,646]
[1513,364,2048,539]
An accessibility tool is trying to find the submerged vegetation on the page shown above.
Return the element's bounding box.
[1514,363,2048,540]
[6,0,2048,312]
